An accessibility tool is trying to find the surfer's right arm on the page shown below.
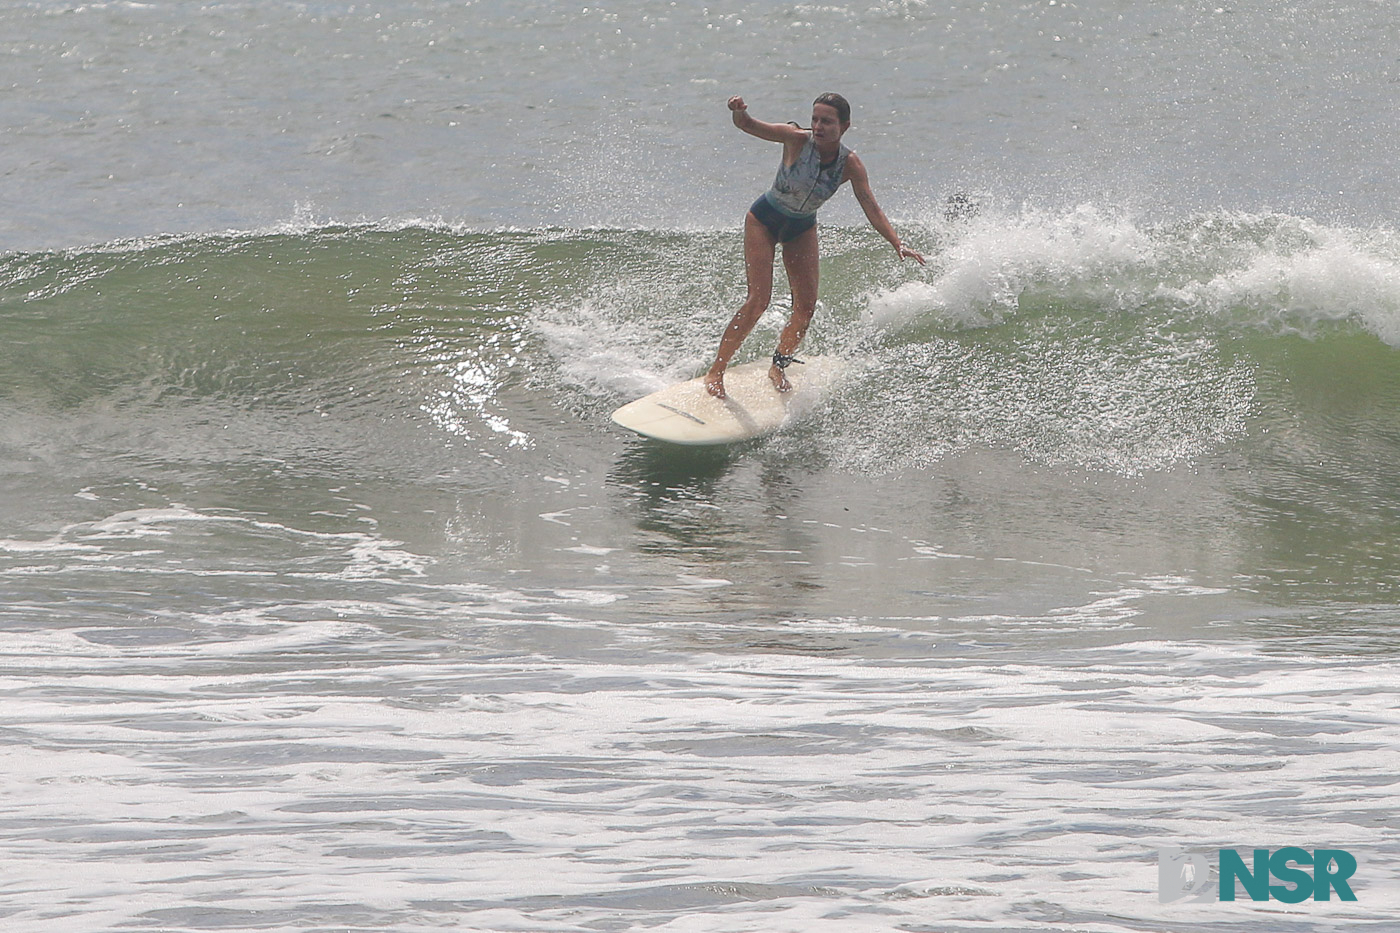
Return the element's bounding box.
[728,96,807,145]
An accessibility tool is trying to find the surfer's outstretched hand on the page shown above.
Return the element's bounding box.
[898,244,926,265]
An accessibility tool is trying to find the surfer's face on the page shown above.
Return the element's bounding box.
[810,103,847,143]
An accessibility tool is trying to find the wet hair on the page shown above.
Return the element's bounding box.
[813,92,851,125]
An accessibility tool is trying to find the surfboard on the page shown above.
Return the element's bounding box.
[611,355,846,445]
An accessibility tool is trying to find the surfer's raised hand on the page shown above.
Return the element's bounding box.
[728,97,806,144]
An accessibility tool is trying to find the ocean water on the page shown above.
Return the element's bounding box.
[3,2,1399,931]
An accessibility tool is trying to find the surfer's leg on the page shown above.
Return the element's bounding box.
[706,211,777,398]
[771,225,819,392]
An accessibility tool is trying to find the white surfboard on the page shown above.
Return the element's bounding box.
[611,355,846,445]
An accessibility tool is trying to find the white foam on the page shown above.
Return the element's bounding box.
[0,603,1396,932]
[866,204,1155,331]
[533,294,706,400]
[0,505,431,583]
[1165,220,1400,345]
[866,207,1400,347]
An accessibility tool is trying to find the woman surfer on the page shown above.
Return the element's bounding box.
[704,93,925,399]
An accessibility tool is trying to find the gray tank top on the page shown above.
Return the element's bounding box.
[764,136,851,219]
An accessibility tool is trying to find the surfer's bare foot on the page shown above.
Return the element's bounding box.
[704,369,727,399]
[768,364,792,393]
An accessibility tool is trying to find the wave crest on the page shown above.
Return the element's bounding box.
[867,207,1400,346]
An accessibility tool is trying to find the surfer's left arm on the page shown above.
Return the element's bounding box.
[846,154,925,265]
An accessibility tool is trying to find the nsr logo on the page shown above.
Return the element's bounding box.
[1159,848,1359,903]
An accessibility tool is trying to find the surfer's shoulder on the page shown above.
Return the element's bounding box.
[841,149,867,184]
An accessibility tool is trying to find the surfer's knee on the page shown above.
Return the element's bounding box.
[735,294,770,324]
